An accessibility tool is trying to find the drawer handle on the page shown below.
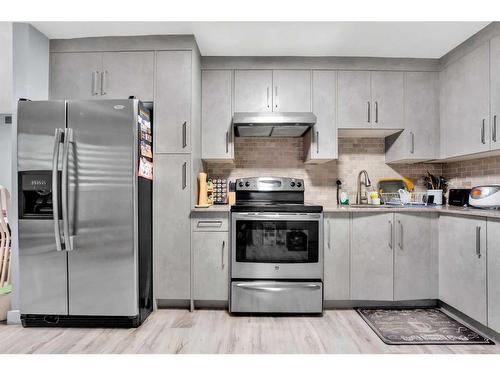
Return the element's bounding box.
[235,283,321,292]
[197,220,223,228]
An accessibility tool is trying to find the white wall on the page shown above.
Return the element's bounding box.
[8,23,49,323]
[0,23,13,193]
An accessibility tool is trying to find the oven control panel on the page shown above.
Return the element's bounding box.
[235,177,304,192]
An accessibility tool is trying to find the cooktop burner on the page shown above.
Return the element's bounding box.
[232,177,323,213]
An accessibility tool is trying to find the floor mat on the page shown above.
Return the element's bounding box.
[356,308,494,345]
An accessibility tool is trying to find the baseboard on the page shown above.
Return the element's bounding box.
[155,299,191,309]
[439,301,500,344]
[324,299,438,309]
[7,309,21,325]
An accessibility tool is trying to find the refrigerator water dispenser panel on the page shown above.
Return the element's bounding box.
[18,170,61,219]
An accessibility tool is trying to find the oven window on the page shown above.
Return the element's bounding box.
[235,220,319,263]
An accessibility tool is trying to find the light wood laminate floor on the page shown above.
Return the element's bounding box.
[1,309,499,354]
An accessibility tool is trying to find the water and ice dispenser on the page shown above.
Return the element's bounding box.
[18,171,61,219]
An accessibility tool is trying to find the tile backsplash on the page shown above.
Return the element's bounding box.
[205,137,443,205]
[444,155,500,189]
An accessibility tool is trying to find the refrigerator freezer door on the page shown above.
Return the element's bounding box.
[18,100,69,315]
[67,100,138,316]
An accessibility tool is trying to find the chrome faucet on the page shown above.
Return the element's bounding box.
[356,170,372,204]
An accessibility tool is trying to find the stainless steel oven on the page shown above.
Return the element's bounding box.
[231,212,323,279]
[229,177,324,314]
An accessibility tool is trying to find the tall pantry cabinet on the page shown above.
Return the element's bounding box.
[48,36,202,309]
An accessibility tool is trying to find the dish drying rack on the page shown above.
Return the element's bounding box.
[380,192,429,206]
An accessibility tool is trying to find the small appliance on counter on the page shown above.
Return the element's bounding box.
[469,185,500,209]
[448,188,471,207]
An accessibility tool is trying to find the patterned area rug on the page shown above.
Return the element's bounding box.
[357,308,494,345]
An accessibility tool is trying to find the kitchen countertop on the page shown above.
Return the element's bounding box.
[191,205,231,212]
[318,203,500,219]
[190,203,500,219]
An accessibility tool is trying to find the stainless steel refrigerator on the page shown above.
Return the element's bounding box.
[17,99,153,328]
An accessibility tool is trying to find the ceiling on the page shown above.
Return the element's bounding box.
[30,22,490,58]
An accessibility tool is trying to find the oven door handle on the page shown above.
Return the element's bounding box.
[234,283,321,292]
[233,213,321,220]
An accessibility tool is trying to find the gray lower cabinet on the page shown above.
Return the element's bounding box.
[394,213,438,300]
[201,70,233,160]
[337,70,371,128]
[234,70,272,112]
[487,219,500,332]
[324,213,350,300]
[272,70,311,112]
[441,43,490,158]
[439,215,487,325]
[154,154,191,300]
[351,212,394,301]
[155,50,192,153]
[304,70,337,162]
[101,52,154,101]
[50,52,102,99]
[193,224,229,301]
[385,72,439,163]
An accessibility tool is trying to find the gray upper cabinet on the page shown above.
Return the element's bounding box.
[337,71,371,128]
[338,70,404,131]
[101,52,154,101]
[50,51,154,101]
[394,213,438,300]
[50,52,102,100]
[155,50,192,153]
[351,212,394,301]
[201,70,233,160]
[441,43,490,158]
[439,215,487,325]
[193,227,229,301]
[304,70,337,162]
[154,154,191,300]
[272,70,311,112]
[487,219,500,332]
[234,70,272,112]
[385,72,439,163]
[371,71,404,129]
[490,35,500,151]
[324,213,350,301]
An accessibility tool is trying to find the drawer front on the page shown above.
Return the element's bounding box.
[193,218,229,232]
[230,281,323,313]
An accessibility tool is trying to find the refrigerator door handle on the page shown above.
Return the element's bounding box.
[52,128,64,251]
[62,127,74,251]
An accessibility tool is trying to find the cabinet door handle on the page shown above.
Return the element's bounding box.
[493,115,497,143]
[182,121,187,148]
[327,220,331,251]
[266,87,270,108]
[410,132,415,154]
[481,119,486,144]
[275,86,278,109]
[225,131,229,153]
[388,220,393,249]
[91,71,100,96]
[100,70,107,95]
[398,220,403,249]
[316,131,319,154]
[222,240,226,269]
[367,101,371,123]
[182,161,187,190]
[476,226,482,258]
[375,101,379,123]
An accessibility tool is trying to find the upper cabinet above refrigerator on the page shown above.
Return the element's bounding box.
[49,51,154,101]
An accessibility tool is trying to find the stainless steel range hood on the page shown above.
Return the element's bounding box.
[233,112,316,137]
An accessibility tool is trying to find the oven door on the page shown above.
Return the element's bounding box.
[231,212,323,279]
